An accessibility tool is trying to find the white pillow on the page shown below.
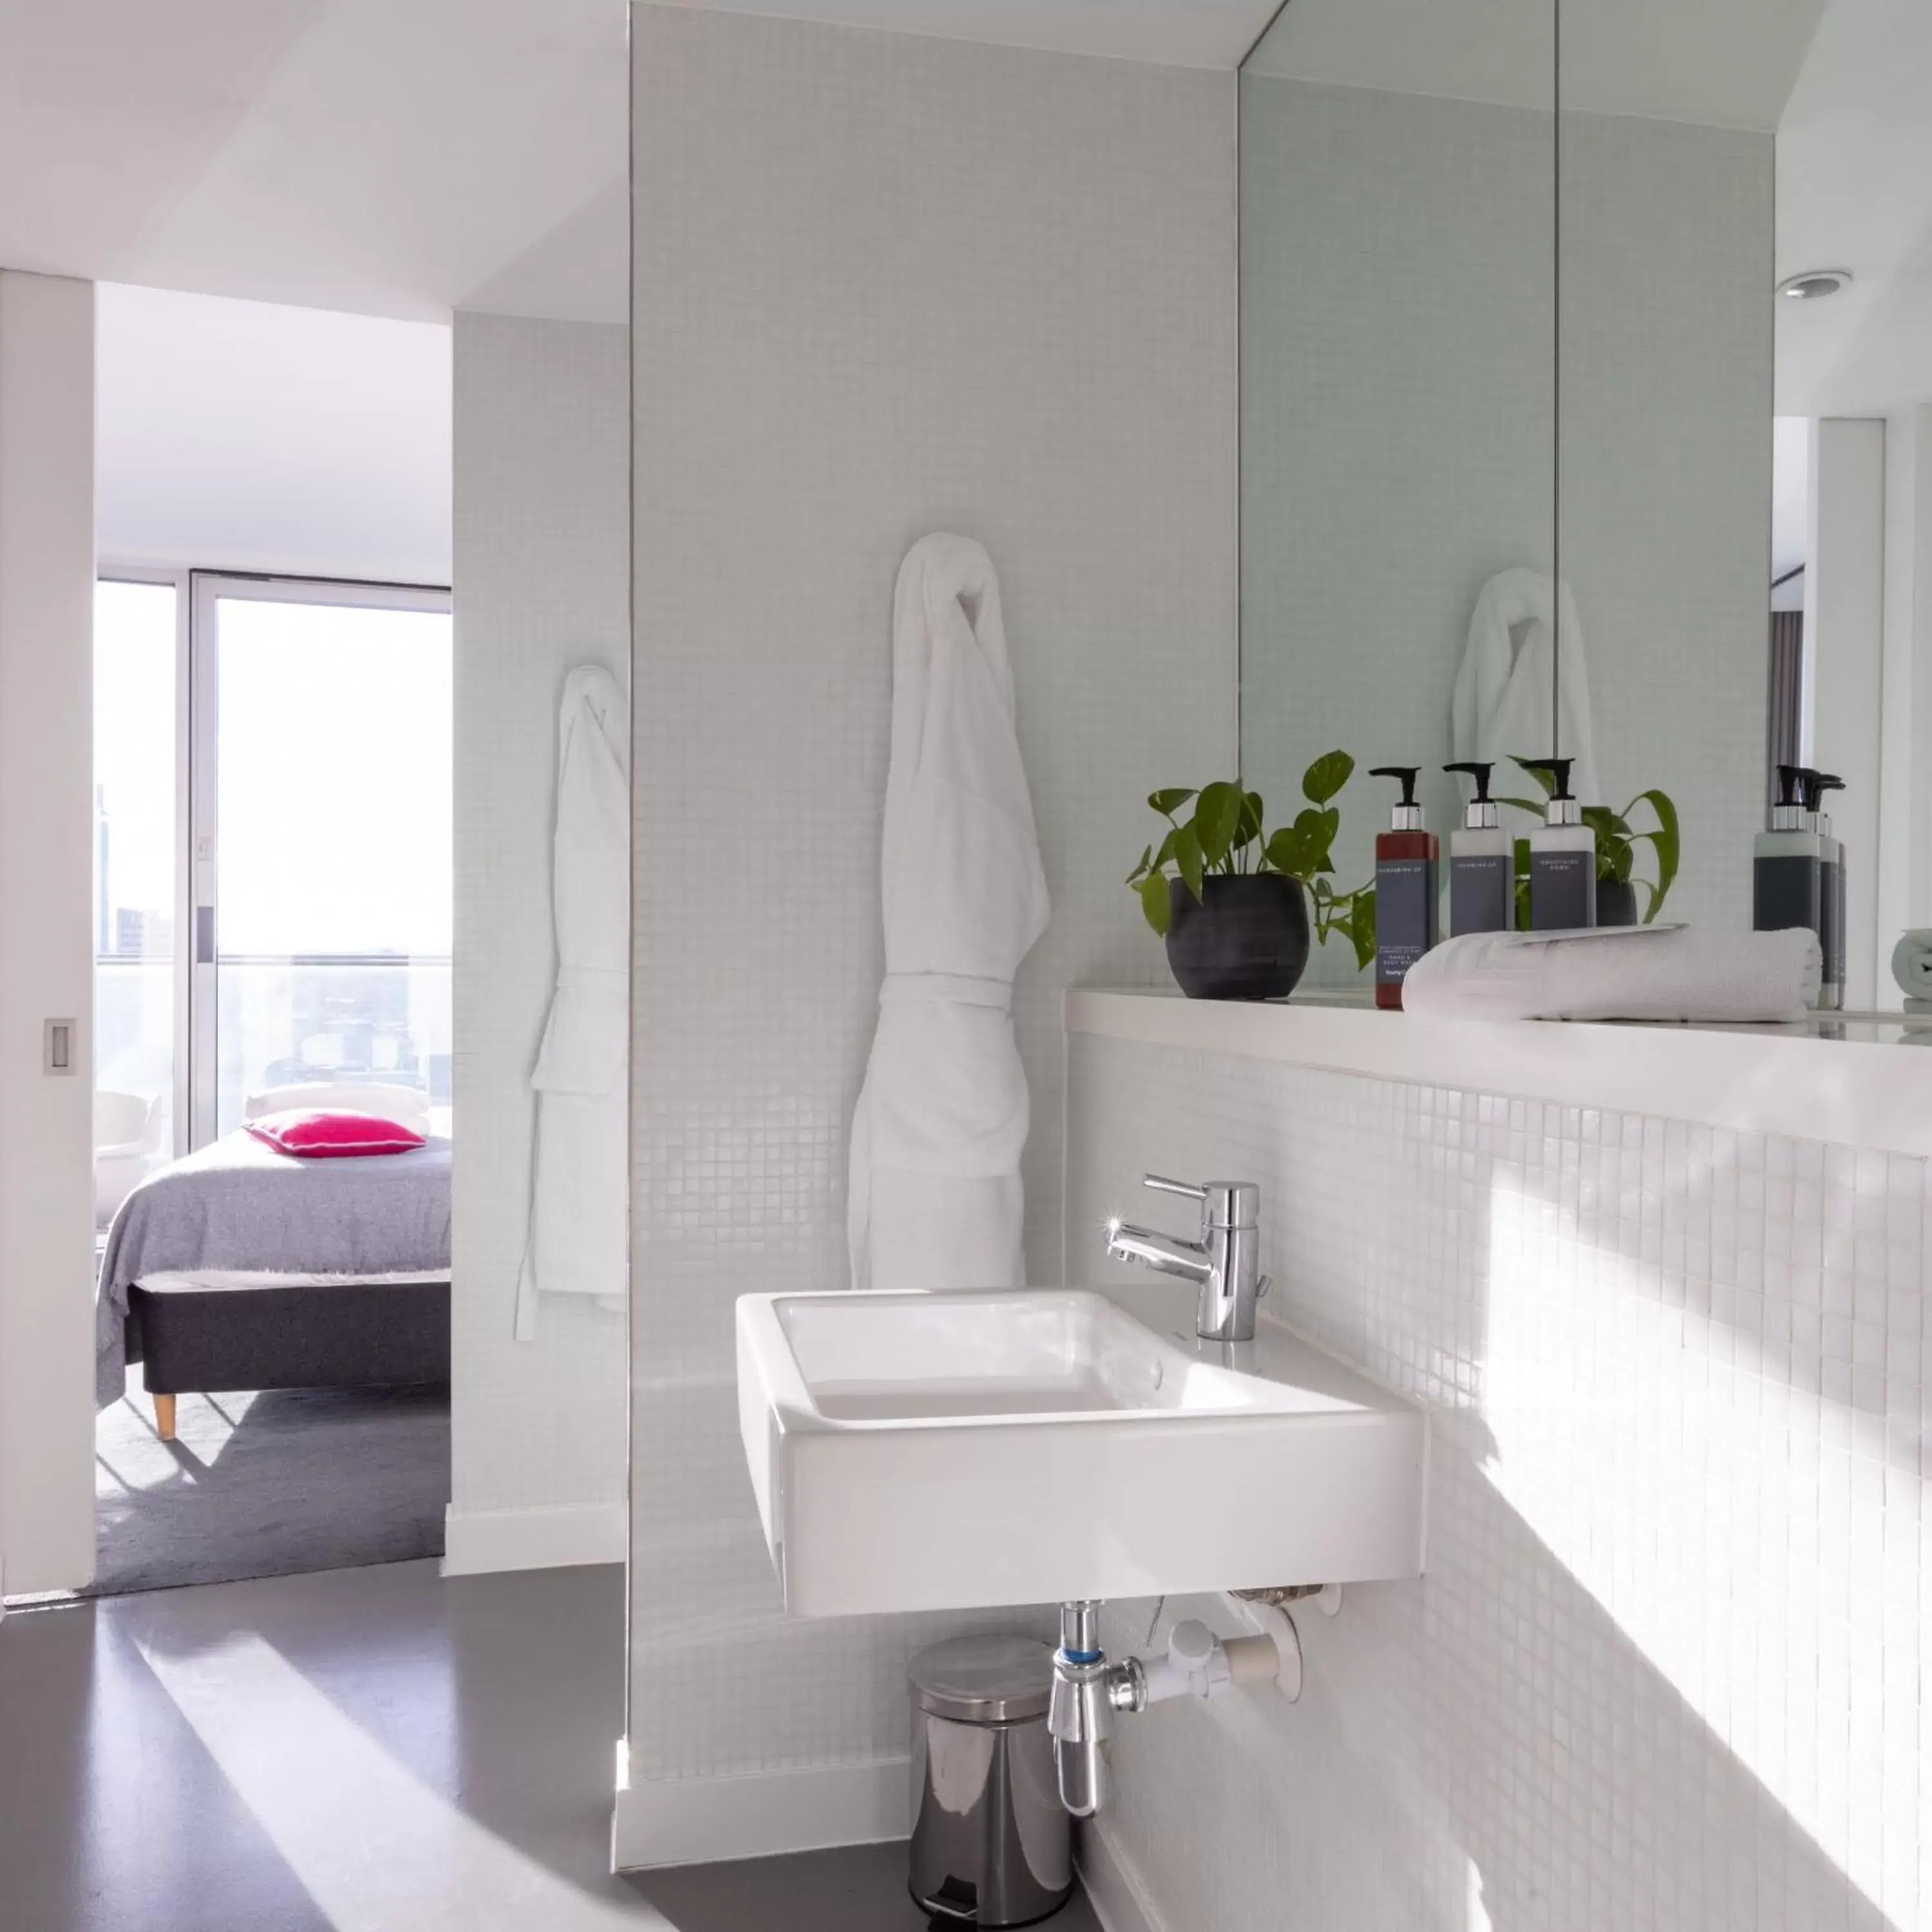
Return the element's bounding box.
[242,1081,432,1124]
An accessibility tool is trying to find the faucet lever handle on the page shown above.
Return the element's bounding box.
[1142,1173,1208,1201]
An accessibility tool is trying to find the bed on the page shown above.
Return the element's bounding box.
[95,1084,451,1439]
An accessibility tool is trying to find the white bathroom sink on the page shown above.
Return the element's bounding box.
[735,1286,1428,1616]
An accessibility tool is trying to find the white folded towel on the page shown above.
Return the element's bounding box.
[1891,929,1932,1005]
[1401,927,1821,1023]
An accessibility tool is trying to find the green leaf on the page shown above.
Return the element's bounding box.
[1233,788,1264,851]
[1148,788,1197,820]
[1264,826,1312,880]
[1511,757,1557,797]
[1125,844,1153,886]
[1350,889,1378,971]
[1171,823,1205,902]
[1136,871,1172,937]
[1634,789,1680,922]
[1302,750,1354,806]
[1194,781,1243,868]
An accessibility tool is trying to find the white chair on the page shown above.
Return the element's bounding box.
[95,1090,164,1226]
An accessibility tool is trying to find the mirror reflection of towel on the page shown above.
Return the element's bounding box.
[1452,569,1600,806]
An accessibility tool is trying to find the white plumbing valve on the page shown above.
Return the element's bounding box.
[1166,1619,1227,1696]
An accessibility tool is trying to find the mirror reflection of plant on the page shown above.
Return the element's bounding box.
[1497,757,1681,923]
[1124,753,1378,970]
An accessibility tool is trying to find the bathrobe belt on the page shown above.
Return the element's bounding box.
[878,972,1012,1013]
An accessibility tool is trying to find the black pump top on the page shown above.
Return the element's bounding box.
[1369,765,1421,806]
[1444,761,1495,802]
[1804,771,1846,810]
[1370,765,1425,833]
[1776,763,1805,808]
[1520,757,1575,801]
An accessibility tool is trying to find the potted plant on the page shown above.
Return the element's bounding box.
[1501,759,1681,926]
[1126,753,1376,999]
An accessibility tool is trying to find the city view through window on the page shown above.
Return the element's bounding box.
[94,580,451,1190]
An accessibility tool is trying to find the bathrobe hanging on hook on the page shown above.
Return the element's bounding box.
[848,535,1050,1294]
[516,664,629,1340]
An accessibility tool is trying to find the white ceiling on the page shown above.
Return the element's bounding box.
[1245,0,1822,129]
[1776,0,1932,414]
[660,0,1280,68]
[97,284,452,585]
[0,0,629,324]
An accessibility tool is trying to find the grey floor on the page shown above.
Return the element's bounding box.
[0,1558,1104,1932]
[90,1370,449,1595]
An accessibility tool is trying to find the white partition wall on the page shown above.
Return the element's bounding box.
[448,310,631,1573]
[0,270,97,1596]
[623,3,1237,1865]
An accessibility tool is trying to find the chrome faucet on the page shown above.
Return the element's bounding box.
[1106,1174,1266,1343]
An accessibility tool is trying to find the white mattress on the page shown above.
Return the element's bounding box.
[134,1268,450,1296]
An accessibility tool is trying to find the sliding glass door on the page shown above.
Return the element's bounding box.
[93,576,187,1220]
[190,578,452,1141]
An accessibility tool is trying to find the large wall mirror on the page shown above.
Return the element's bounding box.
[1242,0,1924,1011]
[1240,0,1557,987]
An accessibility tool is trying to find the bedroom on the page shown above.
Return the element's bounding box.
[0,6,632,1605]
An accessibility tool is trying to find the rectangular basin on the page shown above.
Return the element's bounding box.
[737,1287,1428,1617]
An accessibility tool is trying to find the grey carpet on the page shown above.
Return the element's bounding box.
[88,1370,448,1596]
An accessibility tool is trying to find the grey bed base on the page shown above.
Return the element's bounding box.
[126,1281,450,1436]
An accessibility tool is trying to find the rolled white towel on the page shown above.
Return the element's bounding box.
[1402,927,1821,1023]
[1891,929,1932,1005]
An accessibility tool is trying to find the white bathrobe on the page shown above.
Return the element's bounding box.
[516,665,629,1340]
[847,535,1050,1295]
[1452,568,1601,807]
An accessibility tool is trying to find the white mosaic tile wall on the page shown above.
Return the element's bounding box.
[451,312,629,1537]
[1558,111,1770,936]
[1068,1032,1928,1932]
[627,5,1236,1795]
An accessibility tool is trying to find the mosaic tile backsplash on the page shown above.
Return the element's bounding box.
[1068,1032,1928,1932]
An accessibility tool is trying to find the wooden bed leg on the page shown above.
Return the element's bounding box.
[153,1393,176,1441]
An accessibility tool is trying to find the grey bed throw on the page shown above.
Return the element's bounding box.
[96,1130,451,1407]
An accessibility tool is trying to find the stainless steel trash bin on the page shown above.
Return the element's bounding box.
[909,1635,1072,1927]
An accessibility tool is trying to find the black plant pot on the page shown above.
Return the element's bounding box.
[1597,880,1640,927]
[1165,874,1311,1001]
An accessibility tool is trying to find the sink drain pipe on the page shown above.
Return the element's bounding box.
[1046,1599,1299,1817]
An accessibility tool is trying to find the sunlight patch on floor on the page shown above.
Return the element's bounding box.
[134,1629,653,1931]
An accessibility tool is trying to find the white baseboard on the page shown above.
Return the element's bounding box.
[611,1757,911,1871]
[440,1501,626,1576]
[1078,1817,1168,1932]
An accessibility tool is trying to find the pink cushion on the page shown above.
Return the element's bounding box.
[244,1108,427,1159]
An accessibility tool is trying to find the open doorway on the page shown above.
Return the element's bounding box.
[89,288,454,1595]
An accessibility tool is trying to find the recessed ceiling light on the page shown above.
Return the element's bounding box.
[1777,269,1853,301]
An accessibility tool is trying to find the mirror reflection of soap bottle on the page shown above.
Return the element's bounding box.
[1754,764,1823,1010]
[1521,757,1596,932]
[1810,772,1846,1012]
[1368,766,1439,1010]
[1443,761,1513,935]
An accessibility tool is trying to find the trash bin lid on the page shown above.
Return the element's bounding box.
[909,1635,1054,1724]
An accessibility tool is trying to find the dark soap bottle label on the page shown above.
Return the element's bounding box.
[1376,856,1439,985]
[1529,849,1595,931]
[1450,853,1513,936]
[1754,855,1821,935]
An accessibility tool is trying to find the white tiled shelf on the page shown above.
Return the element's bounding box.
[1068,987,1932,1162]
[1068,1029,1930,1932]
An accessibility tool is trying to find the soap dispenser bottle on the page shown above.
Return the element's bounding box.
[1368,766,1439,1010]
[1520,757,1596,931]
[1810,772,1846,1011]
[1754,763,1823,1005]
[1444,761,1515,936]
